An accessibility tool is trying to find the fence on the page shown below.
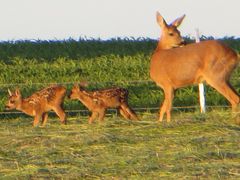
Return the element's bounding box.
[0,79,234,117]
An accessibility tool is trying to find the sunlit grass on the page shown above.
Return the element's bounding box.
[0,110,240,179]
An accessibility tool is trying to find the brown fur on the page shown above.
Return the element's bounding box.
[68,84,139,123]
[150,12,239,122]
[5,85,67,126]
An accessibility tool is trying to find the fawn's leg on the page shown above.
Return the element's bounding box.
[53,106,66,124]
[33,114,41,127]
[41,112,48,126]
[88,111,99,124]
[120,103,139,120]
[98,109,106,122]
[119,107,130,120]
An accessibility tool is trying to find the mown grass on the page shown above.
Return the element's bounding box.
[0,110,240,179]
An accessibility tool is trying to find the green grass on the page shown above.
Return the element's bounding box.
[0,110,240,179]
[0,37,239,111]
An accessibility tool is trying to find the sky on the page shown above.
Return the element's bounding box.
[1,0,240,41]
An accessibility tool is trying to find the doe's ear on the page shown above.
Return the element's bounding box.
[156,11,168,28]
[170,14,186,27]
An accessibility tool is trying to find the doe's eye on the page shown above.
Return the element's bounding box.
[169,33,174,36]
[10,100,15,103]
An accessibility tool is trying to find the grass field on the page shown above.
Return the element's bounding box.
[0,37,240,179]
[0,110,240,179]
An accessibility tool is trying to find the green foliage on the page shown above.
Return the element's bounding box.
[0,38,156,62]
[0,38,240,110]
[0,37,240,111]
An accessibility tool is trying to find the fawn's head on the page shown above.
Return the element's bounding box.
[68,84,85,99]
[5,89,22,110]
[156,12,186,50]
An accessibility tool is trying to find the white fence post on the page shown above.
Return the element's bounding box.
[195,29,206,113]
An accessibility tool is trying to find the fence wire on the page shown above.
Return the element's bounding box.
[1,75,240,87]
[0,80,153,87]
[0,105,231,116]
[0,80,235,116]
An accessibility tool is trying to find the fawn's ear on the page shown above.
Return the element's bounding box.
[73,83,79,88]
[79,81,89,87]
[170,14,186,27]
[15,88,21,96]
[79,85,85,91]
[156,11,168,28]
[73,83,80,91]
[8,89,12,96]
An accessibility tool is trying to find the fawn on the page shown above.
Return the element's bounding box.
[150,12,239,122]
[68,84,139,123]
[5,85,67,127]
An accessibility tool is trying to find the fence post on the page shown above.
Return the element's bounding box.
[195,29,206,113]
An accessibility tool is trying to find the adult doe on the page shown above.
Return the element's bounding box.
[150,12,239,122]
[68,84,139,123]
[6,85,67,126]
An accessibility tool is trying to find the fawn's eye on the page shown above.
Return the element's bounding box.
[169,33,174,36]
[10,100,15,103]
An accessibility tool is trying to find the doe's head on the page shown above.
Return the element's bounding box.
[156,12,186,49]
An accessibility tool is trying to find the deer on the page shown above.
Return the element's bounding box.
[5,85,67,127]
[68,84,139,123]
[150,12,239,122]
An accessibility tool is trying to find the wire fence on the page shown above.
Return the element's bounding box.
[0,80,153,87]
[0,78,234,116]
[1,77,240,87]
[0,105,231,116]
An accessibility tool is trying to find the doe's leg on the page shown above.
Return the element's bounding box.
[159,86,174,122]
[206,79,239,110]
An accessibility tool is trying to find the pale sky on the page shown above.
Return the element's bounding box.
[1,0,240,41]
